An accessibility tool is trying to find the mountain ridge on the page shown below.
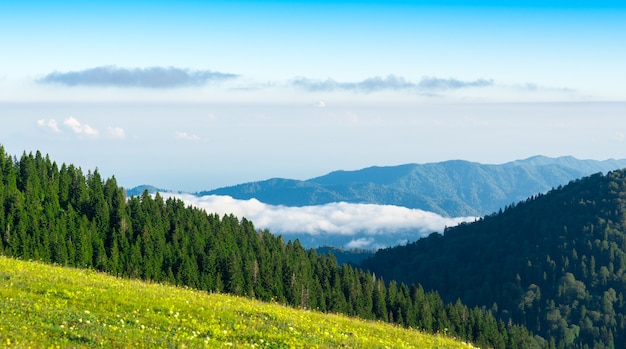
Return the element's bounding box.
[0,145,535,348]
[189,155,626,217]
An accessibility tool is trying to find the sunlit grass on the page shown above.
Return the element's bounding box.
[0,256,475,348]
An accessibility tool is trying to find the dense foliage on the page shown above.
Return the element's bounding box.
[315,245,375,266]
[363,170,626,348]
[0,146,536,348]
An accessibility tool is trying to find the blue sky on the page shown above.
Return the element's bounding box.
[1,1,626,192]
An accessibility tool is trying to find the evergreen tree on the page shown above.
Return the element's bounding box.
[0,145,539,349]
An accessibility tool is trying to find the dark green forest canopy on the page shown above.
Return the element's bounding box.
[363,170,626,348]
[0,146,537,349]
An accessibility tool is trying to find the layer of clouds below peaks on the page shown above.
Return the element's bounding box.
[161,193,476,249]
[292,75,494,93]
[38,66,238,89]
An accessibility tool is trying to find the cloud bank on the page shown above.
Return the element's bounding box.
[292,75,493,93]
[38,66,238,88]
[160,193,475,249]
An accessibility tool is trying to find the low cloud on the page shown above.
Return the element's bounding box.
[107,126,126,139]
[37,119,61,132]
[64,117,99,138]
[345,237,375,249]
[176,131,200,141]
[38,66,238,88]
[37,117,126,140]
[159,193,475,248]
[293,75,493,93]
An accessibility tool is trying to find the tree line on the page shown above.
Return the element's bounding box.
[0,146,539,348]
[363,170,626,348]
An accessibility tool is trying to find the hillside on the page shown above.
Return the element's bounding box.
[362,170,626,348]
[197,156,626,217]
[0,146,538,348]
[0,256,476,348]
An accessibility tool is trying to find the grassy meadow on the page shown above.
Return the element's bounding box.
[0,256,475,348]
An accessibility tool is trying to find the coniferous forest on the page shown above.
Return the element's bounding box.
[363,170,626,348]
[0,146,538,348]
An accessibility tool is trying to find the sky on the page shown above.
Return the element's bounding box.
[1,0,626,193]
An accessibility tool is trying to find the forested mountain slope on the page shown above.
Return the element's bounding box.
[0,146,537,348]
[362,170,626,348]
[199,156,626,217]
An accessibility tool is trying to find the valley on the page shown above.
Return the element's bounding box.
[2,145,626,347]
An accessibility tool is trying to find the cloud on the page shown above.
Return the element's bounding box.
[159,193,475,248]
[314,101,326,108]
[38,117,128,140]
[417,76,493,90]
[38,66,238,88]
[107,126,126,139]
[64,117,99,138]
[345,237,375,250]
[292,75,493,93]
[176,131,200,141]
[520,82,576,94]
[37,119,61,132]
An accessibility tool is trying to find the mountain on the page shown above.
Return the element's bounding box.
[0,146,536,348]
[362,169,626,348]
[198,156,626,217]
[125,184,163,196]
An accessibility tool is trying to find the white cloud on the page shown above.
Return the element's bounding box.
[107,126,126,139]
[39,117,126,140]
[159,193,475,248]
[64,116,82,133]
[176,131,200,141]
[48,119,61,132]
[346,237,375,249]
[83,124,99,137]
[64,117,99,138]
[314,101,326,108]
[37,118,62,133]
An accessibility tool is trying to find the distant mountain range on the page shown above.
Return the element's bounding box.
[191,156,626,217]
[126,184,163,197]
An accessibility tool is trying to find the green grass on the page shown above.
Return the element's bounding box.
[0,256,475,348]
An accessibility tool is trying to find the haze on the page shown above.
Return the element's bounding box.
[1,1,625,192]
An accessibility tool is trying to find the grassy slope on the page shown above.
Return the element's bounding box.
[0,256,475,348]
